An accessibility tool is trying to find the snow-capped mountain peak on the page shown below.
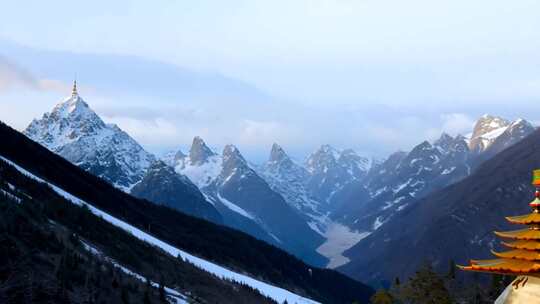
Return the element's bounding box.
[433,132,455,152]
[26,94,106,149]
[269,143,290,164]
[504,119,535,138]
[478,113,509,127]
[165,137,222,189]
[468,115,533,154]
[53,95,90,117]
[221,144,250,179]
[265,143,302,171]
[166,140,255,190]
[259,144,326,229]
[481,118,535,155]
[474,115,509,135]
[403,141,441,168]
[223,144,243,160]
[190,136,216,165]
[305,144,339,174]
[24,85,155,190]
[304,145,371,207]
[51,80,91,118]
[338,149,371,177]
[509,118,532,129]
[174,149,187,162]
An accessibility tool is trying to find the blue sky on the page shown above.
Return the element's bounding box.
[1,0,540,161]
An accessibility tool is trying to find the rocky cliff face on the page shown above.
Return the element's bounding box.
[304,145,370,210]
[131,161,223,223]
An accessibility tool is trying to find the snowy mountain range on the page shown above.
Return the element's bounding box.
[331,115,534,235]
[333,133,472,231]
[164,137,328,266]
[339,125,540,285]
[23,87,329,265]
[21,85,537,272]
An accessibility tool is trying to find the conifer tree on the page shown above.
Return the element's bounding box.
[121,287,130,304]
[159,280,166,303]
[447,259,456,280]
[370,289,394,304]
[400,263,452,304]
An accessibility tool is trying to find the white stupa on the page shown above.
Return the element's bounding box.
[495,276,540,304]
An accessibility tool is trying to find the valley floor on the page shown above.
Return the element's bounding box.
[316,222,370,268]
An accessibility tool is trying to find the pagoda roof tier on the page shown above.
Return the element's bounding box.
[495,228,540,240]
[506,212,540,225]
[502,240,540,250]
[492,249,540,261]
[458,258,540,275]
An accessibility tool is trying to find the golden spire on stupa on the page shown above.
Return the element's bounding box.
[71,79,78,97]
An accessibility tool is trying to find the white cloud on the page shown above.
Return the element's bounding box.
[0,57,38,91]
[440,113,475,136]
[239,120,291,146]
[105,116,180,146]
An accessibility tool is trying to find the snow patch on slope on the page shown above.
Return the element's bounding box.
[80,241,188,304]
[217,192,255,220]
[0,155,319,304]
[175,155,223,189]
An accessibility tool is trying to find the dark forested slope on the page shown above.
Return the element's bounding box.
[0,162,276,303]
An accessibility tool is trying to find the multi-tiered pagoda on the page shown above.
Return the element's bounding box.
[459,170,540,276]
[458,170,540,302]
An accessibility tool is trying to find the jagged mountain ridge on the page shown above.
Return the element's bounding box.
[258,143,328,234]
[166,137,328,266]
[330,115,535,235]
[333,133,472,232]
[304,145,371,210]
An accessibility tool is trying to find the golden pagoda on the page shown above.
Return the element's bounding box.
[459,169,540,276]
